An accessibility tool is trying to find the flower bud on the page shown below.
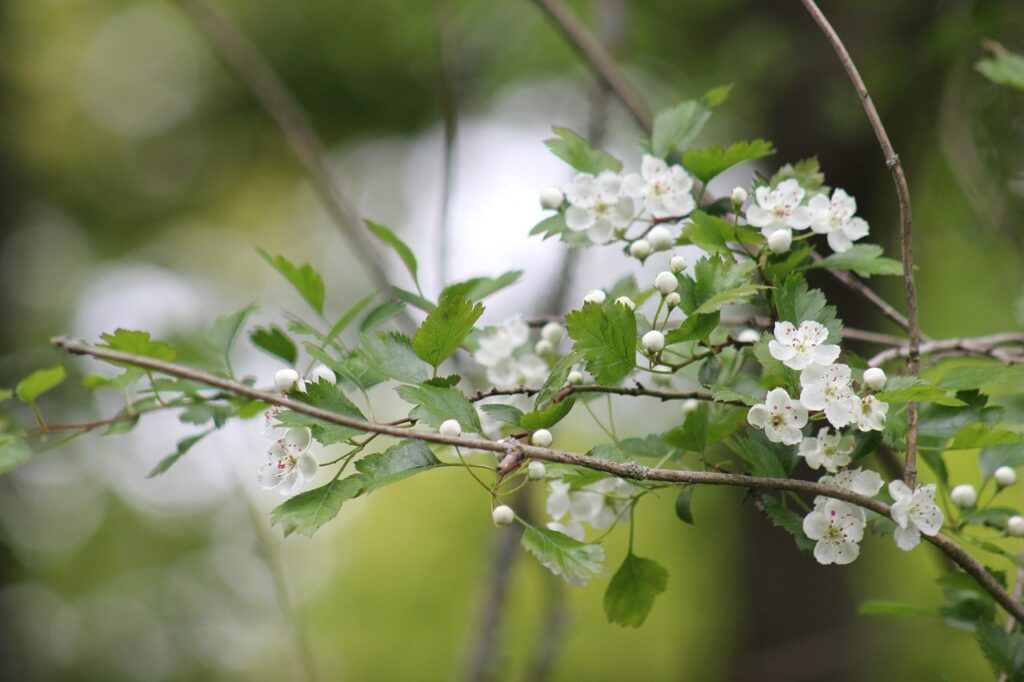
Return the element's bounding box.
[308,364,337,385]
[665,292,681,308]
[669,255,686,274]
[996,466,1018,487]
[642,330,665,353]
[951,484,977,508]
[615,296,636,310]
[539,187,564,210]
[655,271,678,295]
[528,461,547,480]
[583,289,607,305]
[737,329,760,344]
[767,229,792,254]
[647,226,674,251]
[540,322,564,344]
[731,187,748,205]
[1008,515,1024,537]
[274,368,300,392]
[534,339,554,355]
[629,239,652,259]
[492,505,515,526]
[439,419,462,437]
[681,398,699,414]
[863,367,887,391]
[531,429,553,447]
[567,370,584,385]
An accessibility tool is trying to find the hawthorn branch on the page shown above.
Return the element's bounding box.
[799,0,922,487]
[51,337,1024,623]
[868,332,1024,367]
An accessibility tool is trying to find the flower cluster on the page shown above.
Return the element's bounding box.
[802,468,882,565]
[746,179,869,254]
[474,316,551,389]
[545,476,635,540]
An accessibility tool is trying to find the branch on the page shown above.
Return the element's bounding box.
[51,336,1024,623]
[469,383,746,407]
[798,0,922,486]
[867,333,1024,367]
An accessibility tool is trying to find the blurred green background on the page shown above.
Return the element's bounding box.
[1,0,1023,680]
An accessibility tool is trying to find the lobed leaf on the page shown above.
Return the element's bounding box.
[603,553,668,627]
[521,525,605,586]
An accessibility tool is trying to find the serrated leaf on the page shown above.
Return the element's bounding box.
[709,384,760,406]
[876,378,966,407]
[147,430,211,478]
[441,270,523,302]
[365,220,419,290]
[677,255,758,316]
[397,383,483,434]
[771,158,826,192]
[257,248,325,314]
[15,365,67,404]
[811,244,903,278]
[938,365,1024,392]
[520,398,575,431]
[275,380,366,445]
[761,495,816,552]
[98,329,177,362]
[521,525,605,586]
[0,436,33,475]
[603,553,668,627]
[355,439,440,493]
[358,332,431,384]
[535,352,582,407]
[652,100,711,157]
[565,302,636,386]
[948,424,1023,451]
[480,403,524,426]
[730,433,794,478]
[675,486,696,524]
[663,403,708,453]
[665,313,721,347]
[682,139,776,184]
[544,126,621,174]
[773,274,841,341]
[249,326,298,365]
[412,295,484,369]
[976,620,1024,679]
[271,476,365,537]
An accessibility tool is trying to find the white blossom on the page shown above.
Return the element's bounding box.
[629,239,652,259]
[746,178,813,239]
[767,229,792,254]
[818,467,885,498]
[996,466,1017,487]
[474,317,547,388]
[583,289,607,305]
[799,428,855,472]
[615,296,636,310]
[681,399,700,414]
[747,388,808,445]
[646,226,675,251]
[950,484,977,508]
[259,428,317,495]
[567,370,584,385]
[539,186,564,210]
[545,477,634,538]
[547,519,585,541]
[274,368,300,392]
[308,364,336,385]
[439,419,462,437]
[623,155,696,219]
[669,255,686,273]
[769,320,840,370]
[492,505,515,526]
[540,322,564,344]
[1008,515,1024,537]
[665,293,681,308]
[642,330,665,353]
[534,340,553,355]
[853,395,888,432]
[531,429,553,447]
[654,271,678,294]
[565,171,636,244]
[808,188,869,253]
[888,481,943,550]
[528,461,547,480]
[731,186,748,205]
[862,367,887,390]
[799,363,858,428]
[802,499,864,565]
[737,329,761,344]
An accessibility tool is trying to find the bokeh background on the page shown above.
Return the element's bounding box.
[1,0,1023,680]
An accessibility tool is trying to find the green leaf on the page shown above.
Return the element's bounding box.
[520,398,575,431]
[271,476,365,537]
[730,433,794,478]
[770,157,826,192]
[147,431,212,478]
[358,333,431,385]
[365,220,419,289]
[811,244,903,278]
[361,300,407,332]
[521,525,605,586]
[677,255,759,316]
[938,365,1024,392]
[948,424,1023,451]
[665,312,719,345]
[397,383,483,434]
[674,486,696,524]
[412,295,484,369]
[355,439,441,493]
[530,213,568,239]
[480,403,524,426]
[982,445,1024,479]
[976,620,1024,679]
[663,403,708,453]
[876,378,966,407]
[603,553,668,627]
[15,365,67,404]
[535,351,582,407]
[652,100,710,157]
[962,507,1018,529]
[773,274,840,341]
[976,46,1024,91]
[682,139,776,184]
[98,329,177,362]
[857,600,936,618]
[441,270,523,302]
[249,326,298,365]
[275,380,367,445]
[761,495,816,552]
[544,126,622,174]
[257,248,325,314]
[0,436,33,474]
[565,302,637,386]
[325,292,376,343]
[709,384,760,406]
[206,304,257,361]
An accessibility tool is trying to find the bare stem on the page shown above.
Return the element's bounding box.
[868,332,1024,367]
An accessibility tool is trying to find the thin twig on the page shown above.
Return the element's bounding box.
[51,337,1024,623]
[798,0,922,486]
[867,332,1024,367]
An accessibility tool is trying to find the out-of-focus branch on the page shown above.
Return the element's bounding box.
[437,7,460,291]
[868,332,1024,367]
[470,383,747,407]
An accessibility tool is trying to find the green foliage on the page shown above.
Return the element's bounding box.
[441,271,523,302]
[682,139,776,184]
[565,301,637,385]
[662,402,708,453]
[650,86,730,157]
[544,126,622,174]
[0,436,32,475]
[99,329,177,362]
[681,211,759,259]
[15,365,67,404]
[674,486,696,524]
[271,476,365,538]
[147,430,212,478]
[361,300,408,331]
[250,325,298,365]
[876,377,967,407]
[480,403,525,427]
[664,312,719,345]
[729,433,795,477]
[603,553,668,627]
[534,351,582,406]
[412,295,484,369]
[976,45,1024,91]
[938,365,1024,392]
[770,157,826,192]
[773,274,840,341]
[761,495,816,552]
[358,333,431,384]
[520,398,575,431]
[206,304,257,363]
[257,248,326,314]
[709,384,760,406]
[810,244,903,277]
[355,440,441,493]
[676,255,758,316]
[947,424,1023,450]
[981,445,1024,479]
[976,620,1024,681]
[521,525,605,586]
[397,383,483,434]
[365,220,419,290]
[276,380,367,445]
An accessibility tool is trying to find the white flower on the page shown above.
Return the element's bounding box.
[1008,515,1024,537]
[259,428,317,495]
[623,155,696,219]
[802,499,864,565]
[531,429,553,447]
[492,505,515,526]
[888,481,943,550]
[655,271,678,295]
[669,255,686,273]
[615,296,636,310]
[440,419,462,437]
[567,370,584,385]
[681,398,700,414]
[996,466,1017,487]
[854,395,888,432]
[545,477,633,536]
[950,484,977,508]
[747,388,808,445]
[731,186,748,205]
[646,226,675,251]
[767,229,792,254]
[818,467,885,498]
[808,188,869,253]
[274,368,300,392]
[629,239,652,259]
[737,329,760,344]
[642,330,665,353]
[769,320,840,370]
[308,364,336,385]
[547,519,585,541]
[475,317,530,367]
[474,317,547,388]
[540,322,564,344]
[746,179,813,239]
[528,461,547,480]
[799,363,858,428]
[539,186,564,210]
[862,367,886,391]
[583,289,607,305]
[565,171,636,244]
[799,428,855,472]
[665,293,681,308]
[535,340,553,355]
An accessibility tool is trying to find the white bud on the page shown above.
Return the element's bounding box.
[642,330,665,353]
[528,461,547,480]
[950,484,977,508]
[737,329,760,344]
[274,368,300,392]
[996,466,1018,487]
[615,296,636,310]
[655,271,678,295]
[669,255,686,273]
[629,239,652,259]
[308,364,337,385]
[439,419,462,437]
[665,292,681,308]
[731,186,748,205]
[540,322,564,344]
[567,370,584,385]
[492,505,515,526]
[531,429,553,447]
[535,340,554,355]
[1008,515,1024,537]
[681,398,700,414]
[766,229,792,254]
[647,226,674,251]
[863,367,887,391]
[540,187,564,210]
[583,289,607,305]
